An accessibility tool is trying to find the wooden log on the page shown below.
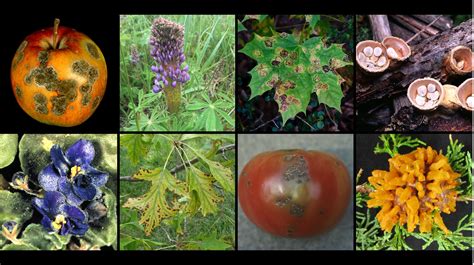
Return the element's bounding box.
[390,23,423,44]
[395,15,439,36]
[356,19,473,105]
[413,15,452,31]
[389,15,431,38]
[368,15,392,42]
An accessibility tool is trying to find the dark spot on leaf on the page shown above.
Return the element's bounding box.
[264,39,273,48]
[323,65,330,73]
[280,50,288,57]
[272,60,280,66]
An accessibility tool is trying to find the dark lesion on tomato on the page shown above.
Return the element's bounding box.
[275,196,291,207]
[289,203,304,217]
[283,155,309,184]
[287,224,296,236]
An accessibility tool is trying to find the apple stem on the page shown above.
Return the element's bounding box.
[53,18,60,49]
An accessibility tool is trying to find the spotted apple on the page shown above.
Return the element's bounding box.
[11,19,107,127]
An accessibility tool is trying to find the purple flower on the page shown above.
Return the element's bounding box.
[130,45,141,66]
[153,85,162,93]
[38,139,108,206]
[149,17,189,93]
[32,191,88,236]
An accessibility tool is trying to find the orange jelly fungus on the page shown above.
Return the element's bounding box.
[367,146,460,234]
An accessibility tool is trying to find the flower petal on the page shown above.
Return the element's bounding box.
[40,216,54,232]
[50,145,70,177]
[69,221,89,236]
[73,182,97,201]
[58,179,84,206]
[61,204,86,222]
[84,165,109,187]
[66,139,95,166]
[38,164,61,191]
[33,191,66,218]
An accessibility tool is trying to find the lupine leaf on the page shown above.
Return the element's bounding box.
[240,32,351,124]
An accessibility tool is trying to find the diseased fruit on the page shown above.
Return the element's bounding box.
[238,149,351,237]
[11,19,107,127]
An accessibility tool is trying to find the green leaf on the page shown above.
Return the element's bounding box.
[181,134,235,142]
[306,15,320,29]
[192,236,232,250]
[205,108,220,131]
[0,134,18,169]
[2,243,38,250]
[240,32,351,124]
[123,169,186,235]
[0,190,33,237]
[83,187,117,249]
[187,167,222,216]
[21,224,70,250]
[120,134,147,165]
[238,20,246,32]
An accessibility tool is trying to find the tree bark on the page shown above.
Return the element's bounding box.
[368,15,392,42]
[356,19,473,105]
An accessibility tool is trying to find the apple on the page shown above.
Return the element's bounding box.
[11,18,107,127]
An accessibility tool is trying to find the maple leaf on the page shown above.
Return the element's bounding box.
[240,32,351,124]
[123,168,186,236]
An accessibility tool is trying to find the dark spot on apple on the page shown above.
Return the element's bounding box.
[290,203,304,217]
[15,86,23,99]
[38,51,49,67]
[12,40,28,69]
[51,95,67,115]
[86,42,100,59]
[92,96,100,110]
[72,60,89,76]
[33,93,48,114]
[80,84,91,93]
[82,93,91,106]
[319,209,325,215]
[88,68,98,83]
[246,180,251,187]
[71,60,98,106]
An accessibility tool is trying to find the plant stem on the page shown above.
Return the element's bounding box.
[53,18,60,50]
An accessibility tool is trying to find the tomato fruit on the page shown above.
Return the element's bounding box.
[239,149,351,237]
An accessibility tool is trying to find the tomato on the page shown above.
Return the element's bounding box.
[238,149,351,237]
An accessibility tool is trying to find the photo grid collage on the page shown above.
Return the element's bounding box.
[0,13,471,258]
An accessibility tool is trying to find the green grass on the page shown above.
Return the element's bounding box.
[120,15,235,131]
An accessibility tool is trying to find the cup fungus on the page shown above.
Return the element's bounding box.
[382,36,411,61]
[356,40,390,73]
[407,78,444,110]
[455,78,474,111]
[443,46,473,75]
